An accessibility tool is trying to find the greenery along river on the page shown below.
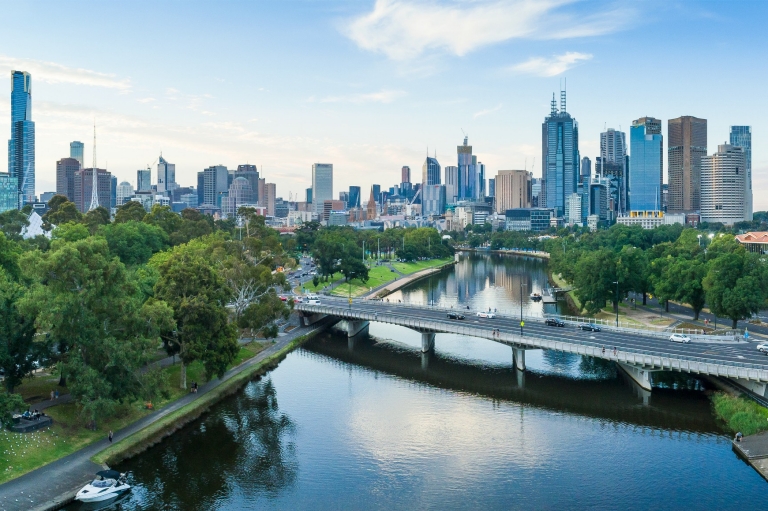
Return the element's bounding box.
[64,253,766,510]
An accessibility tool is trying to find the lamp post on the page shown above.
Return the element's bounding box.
[519,280,526,336]
[377,237,380,262]
[362,240,365,263]
[613,280,619,327]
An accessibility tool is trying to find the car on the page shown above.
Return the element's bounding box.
[580,323,601,332]
[447,312,466,320]
[545,318,565,327]
[279,295,288,302]
[476,312,497,318]
[756,343,768,353]
[307,299,321,305]
[669,333,691,344]
[294,297,304,303]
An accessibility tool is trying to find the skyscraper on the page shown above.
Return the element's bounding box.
[137,168,151,192]
[73,168,111,213]
[116,181,134,206]
[156,155,176,195]
[8,70,35,206]
[700,144,750,225]
[422,156,441,187]
[457,136,478,200]
[599,128,627,213]
[422,184,446,216]
[401,166,411,184]
[70,141,84,167]
[235,164,260,203]
[629,117,663,211]
[372,184,381,204]
[312,163,333,215]
[203,165,229,207]
[668,116,707,212]
[495,170,532,214]
[348,185,361,209]
[730,126,752,219]
[444,166,458,203]
[542,91,579,218]
[56,157,81,202]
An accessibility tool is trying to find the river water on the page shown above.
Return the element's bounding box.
[65,253,766,510]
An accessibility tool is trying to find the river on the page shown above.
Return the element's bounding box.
[65,253,766,510]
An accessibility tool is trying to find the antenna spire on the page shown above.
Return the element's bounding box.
[88,120,100,211]
[550,93,557,115]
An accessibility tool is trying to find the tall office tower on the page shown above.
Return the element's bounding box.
[306,187,313,204]
[730,126,752,219]
[600,128,627,166]
[422,156,441,187]
[56,157,81,202]
[0,173,18,213]
[339,191,349,205]
[348,186,361,209]
[597,128,628,213]
[203,165,229,207]
[457,136,478,200]
[476,161,486,198]
[668,116,707,212]
[401,166,411,184]
[110,174,117,209]
[581,156,591,180]
[629,117,663,211]
[156,155,176,195]
[312,163,333,214]
[70,141,84,167]
[222,177,255,217]
[372,184,381,204]
[197,171,205,206]
[137,168,151,192]
[494,170,532,214]
[700,144,749,225]
[116,181,134,206]
[531,178,542,207]
[235,164,260,203]
[542,91,579,218]
[8,70,35,206]
[73,168,111,213]
[257,178,265,207]
[422,184,446,216]
[488,178,495,198]
[444,166,458,203]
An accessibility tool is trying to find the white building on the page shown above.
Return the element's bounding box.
[565,192,582,226]
[116,181,134,206]
[156,155,176,195]
[700,144,751,225]
[616,211,685,229]
[311,163,333,215]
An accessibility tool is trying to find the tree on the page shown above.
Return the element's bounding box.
[238,291,290,338]
[51,222,90,244]
[0,232,21,280]
[43,200,82,227]
[0,270,37,392]
[83,206,111,233]
[0,209,30,241]
[616,245,649,308]
[667,256,708,320]
[0,391,25,428]
[573,249,617,316]
[704,251,768,328]
[171,208,213,246]
[114,201,147,224]
[339,252,369,283]
[101,221,168,266]
[154,250,238,388]
[144,204,183,237]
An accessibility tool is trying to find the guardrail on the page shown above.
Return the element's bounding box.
[294,303,768,378]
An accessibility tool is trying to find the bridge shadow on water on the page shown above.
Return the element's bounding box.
[303,330,723,435]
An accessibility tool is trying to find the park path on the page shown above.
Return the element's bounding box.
[0,320,330,511]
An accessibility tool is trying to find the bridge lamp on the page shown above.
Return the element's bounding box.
[613,280,619,327]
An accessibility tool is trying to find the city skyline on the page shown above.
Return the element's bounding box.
[0,1,766,207]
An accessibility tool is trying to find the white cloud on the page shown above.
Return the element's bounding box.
[509,51,592,76]
[320,89,406,104]
[343,0,630,60]
[137,97,156,103]
[473,103,503,118]
[0,55,131,90]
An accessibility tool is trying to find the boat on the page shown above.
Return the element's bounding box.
[75,470,131,503]
[529,293,543,301]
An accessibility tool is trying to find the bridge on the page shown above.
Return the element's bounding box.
[295,297,768,396]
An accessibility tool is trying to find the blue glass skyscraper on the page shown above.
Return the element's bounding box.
[730,126,752,217]
[629,117,663,211]
[347,185,361,209]
[542,91,579,218]
[8,70,35,206]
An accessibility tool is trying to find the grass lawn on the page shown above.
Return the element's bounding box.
[712,392,768,435]
[300,272,342,293]
[0,341,268,484]
[14,370,68,404]
[331,265,399,297]
[551,272,582,311]
[391,258,452,275]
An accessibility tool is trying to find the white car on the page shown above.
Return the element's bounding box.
[756,343,768,353]
[307,299,321,305]
[476,312,497,319]
[669,333,691,344]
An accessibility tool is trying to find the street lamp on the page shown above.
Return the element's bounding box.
[613,280,619,327]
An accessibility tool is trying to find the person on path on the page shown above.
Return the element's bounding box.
[55,389,59,399]
[50,390,54,401]
[108,431,113,443]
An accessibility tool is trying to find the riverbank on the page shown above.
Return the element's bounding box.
[459,247,550,259]
[0,318,335,511]
[365,259,455,299]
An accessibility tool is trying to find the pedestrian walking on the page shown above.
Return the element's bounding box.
[108,430,113,443]
[54,389,59,399]
[50,390,55,401]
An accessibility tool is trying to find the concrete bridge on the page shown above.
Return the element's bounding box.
[295,298,768,396]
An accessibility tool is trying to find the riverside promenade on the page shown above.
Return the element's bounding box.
[0,320,333,511]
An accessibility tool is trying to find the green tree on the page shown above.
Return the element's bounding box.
[573,249,617,316]
[83,206,111,233]
[0,391,25,428]
[144,204,183,237]
[0,209,30,241]
[51,222,90,244]
[704,251,768,328]
[667,256,709,320]
[171,208,213,245]
[101,221,168,266]
[0,232,22,280]
[43,200,82,227]
[0,270,37,392]
[114,201,148,224]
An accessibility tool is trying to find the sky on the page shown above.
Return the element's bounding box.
[1,0,767,208]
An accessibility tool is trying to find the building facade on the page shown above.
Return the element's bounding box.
[203,165,229,207]
[137,168,151,192]
[599,128,627,213]
[700,144,750,225]
[668,116,707,212]
[235,165,260,204]
[543,91,579,218]
[156,155,176,195]
[116,181,134,206]
[312,163,333,215]
[422,156,441,188]
[730,126,752,220]
[0,173,17,213]
[444,165,458,203]
[504,208,553,232]
[69,141,84,167]
[494,170,532,213]
[629,117,663,211]
[348,185,361,209]
[73,168,111,213]
[8,70,35,206]
[265,183,276,216]
[401,166,411,184]
[56,157,81,202]
[422,184,446,216]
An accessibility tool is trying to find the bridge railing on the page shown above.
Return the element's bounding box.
[296,303,768,374]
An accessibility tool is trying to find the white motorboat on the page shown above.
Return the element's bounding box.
[75,470,131,502]
[529,292,543,301]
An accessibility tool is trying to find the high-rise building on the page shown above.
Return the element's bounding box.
[265,183,276,216]
[730,126,752,220]
[488,178,495,198]
[701,144,750,225]
[495,170,532,214]
[116,181,134,206]
[668,116,707,212]
[401,166,411,184]
[598,127,627,213]
[257,178,265,207]
[581,156,591,181]
[629,117,663,211]
[339,191,349,205]
[457,137,479,200]
[203,165,229,207]
[422,184,446,216]
[476,162,486,199]
[312,163,333,215]
[348,186,361,209]
[422,156,441,187]
[8,70,35,206]
[566,192,582,226]
[444,166,458,203]
[531,178,543,208]
[306,187,313,204]
[600,129,627,166]
[156,155,176,195]
[137,168,151,192]
[235,164,260,203]
[542,91,579,218]
[110,175,117,209]
[69,141,84,167]
[222,177,255,217]
[0,173,17,213]
[56,157,81,202]
[197,172,204,206]
[372,184,381,205]
[73,168,111,213]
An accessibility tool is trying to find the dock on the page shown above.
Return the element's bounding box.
[542,288,557,304]
[732,432,768,481]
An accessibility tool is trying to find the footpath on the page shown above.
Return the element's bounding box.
[0,320,332,511]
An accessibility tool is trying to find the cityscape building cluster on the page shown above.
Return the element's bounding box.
[0,70,755,232]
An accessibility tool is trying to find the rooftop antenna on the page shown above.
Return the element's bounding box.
[88,120,100,211]
[560,78,566,114]
[550,93,557,115]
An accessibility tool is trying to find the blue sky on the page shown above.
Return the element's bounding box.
[2,0,767,208]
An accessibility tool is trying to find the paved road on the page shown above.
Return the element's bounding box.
[309,296,768,370]
[0,321,328,511]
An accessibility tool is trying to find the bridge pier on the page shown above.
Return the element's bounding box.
[617,362,656,392]
[300,312,326,326]
[733,378,767,398]
[421,332,436,353]
[512,348,525,372]
[346,320,369,338]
